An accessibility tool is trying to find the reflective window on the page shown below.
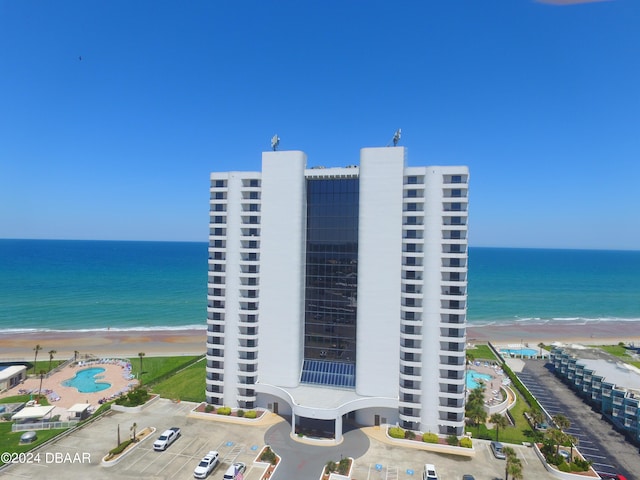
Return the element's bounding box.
[302,178,358,387]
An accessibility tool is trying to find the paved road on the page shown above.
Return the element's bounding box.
[519,359,639,480]
[264,420,370,479]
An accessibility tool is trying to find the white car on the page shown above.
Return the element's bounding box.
[193,451,219,479]
[223,462,247,479]
[153,427,180,451]
[422,463,438,480]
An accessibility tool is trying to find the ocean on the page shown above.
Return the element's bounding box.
[0,239,639,333]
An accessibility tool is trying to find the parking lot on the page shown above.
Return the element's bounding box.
[518,359,639,480]
[3,398,556,480]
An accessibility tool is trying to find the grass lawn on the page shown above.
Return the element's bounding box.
[1,394,50,406]
[466,344,498,362]
[23,359,66,376]
[128,355,203,385]
[471,391,540,445]
[0,422,67,465]
[151,358,206,402]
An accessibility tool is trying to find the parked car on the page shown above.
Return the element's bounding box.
[223,462,247,479]
[193,451,219,479]
[490,441,506,459]
[422,463,438,480]
[462,475,475,480]
[153,427,181,451]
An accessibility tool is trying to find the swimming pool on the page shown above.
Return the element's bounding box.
[466,369,493,390]
[63,367,111,393]
[500,348,538,357]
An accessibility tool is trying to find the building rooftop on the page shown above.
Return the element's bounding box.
[557,346,640,392]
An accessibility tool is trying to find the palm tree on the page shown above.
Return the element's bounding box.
[529,408,545,429]
[552,413,570,432]
[466,402,486,434]
[33,344,42,374]
[38,370,46,399]
[465,351,475,365]
[507,457,523,480]
[137,352,145,375]
[503,446,517,480]
[48,349,56,373]
[130,422,137,442]
[538,342,545,358]
[489,413,509,442]
[74,350,80,363]
[465,385,487,433]
[567,433,578,463]
[548,428,567,456]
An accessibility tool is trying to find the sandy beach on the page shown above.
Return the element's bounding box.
[0,329,207,361]
[1,321,640,362]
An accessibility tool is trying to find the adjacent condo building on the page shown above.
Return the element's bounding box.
[206,146,469,441]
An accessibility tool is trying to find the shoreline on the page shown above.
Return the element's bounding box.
[1,320,640,361]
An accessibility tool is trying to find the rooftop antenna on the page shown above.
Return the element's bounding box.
[271,134,280,151]
[392,128,402,146]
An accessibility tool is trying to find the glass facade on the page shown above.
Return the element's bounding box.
[302,178,359,387]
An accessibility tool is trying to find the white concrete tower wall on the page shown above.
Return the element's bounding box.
[355,147,405,398]
[221,173,244,406]
[421,166,469,435]
[421,167,446,432]
[258,151,307,388]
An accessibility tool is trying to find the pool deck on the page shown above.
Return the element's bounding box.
[0,359,138,419]
[468,362,511,410]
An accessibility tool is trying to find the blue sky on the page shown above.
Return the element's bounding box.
[1,1,638,249]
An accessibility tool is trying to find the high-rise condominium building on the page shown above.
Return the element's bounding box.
[206,146,469,442]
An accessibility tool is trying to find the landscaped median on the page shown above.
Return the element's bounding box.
[320,457,354,480]
[253,445,281,479]
[533,442,600,479]
[385,425,475,457]
[101,426,156,467]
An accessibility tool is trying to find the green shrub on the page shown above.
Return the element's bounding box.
[338,458,350,475]
[204,404,214,413]
[447,434,459,446]
[244,410,257,419]
[404,429,416,440]
[571,458,591,472]
[388,426,405,439]
[260,446,277,464]
[109,439,133,455]
[216,406,231,415]
[557,461,571,472]
[422,432,438,443]
[459,437,473,448]
[115,387,149,407]
[325,461,337,474]
[236,409,245,417]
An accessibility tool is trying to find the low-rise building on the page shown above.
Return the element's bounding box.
[550,347,640,445]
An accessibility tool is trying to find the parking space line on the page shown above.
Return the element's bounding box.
[584,453,608,460]
[124,445,154,470]
[154,449,186,476]
[579,446,600,452]
[592,462,617,468]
